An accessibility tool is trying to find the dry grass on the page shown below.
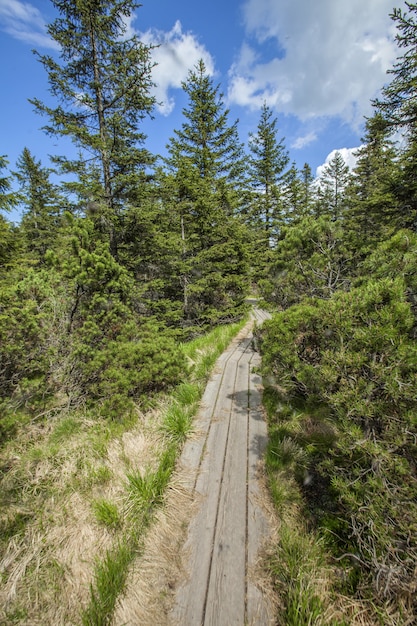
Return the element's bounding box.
[0,406,165,625]
[112,475,196,625]
[0,317,250,625]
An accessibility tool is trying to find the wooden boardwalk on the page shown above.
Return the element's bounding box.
[171,308,274,625]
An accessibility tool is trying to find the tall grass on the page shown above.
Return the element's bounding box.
[0,316,250,625]
[80,316,248,626]
[81,541,132,626]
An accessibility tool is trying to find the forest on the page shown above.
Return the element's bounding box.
[1,0,417,624]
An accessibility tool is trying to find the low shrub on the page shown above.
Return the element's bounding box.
[260,274,417,615]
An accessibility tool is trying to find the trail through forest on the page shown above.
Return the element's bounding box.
[114,308,274,626]
[114,306,276,625]
[171,306,275,625]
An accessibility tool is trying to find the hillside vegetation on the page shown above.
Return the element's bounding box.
[1,1,417,624]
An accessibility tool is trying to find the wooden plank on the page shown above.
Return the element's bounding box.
[204,344,251,624]
[172,340,240,625]
[172,314,274,625]
[246,361,274,625]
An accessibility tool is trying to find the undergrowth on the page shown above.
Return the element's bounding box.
[0,316,247,625]
[80,316,247,626]
[263,385,413,625]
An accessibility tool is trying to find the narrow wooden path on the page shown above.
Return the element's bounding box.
[171,308,274,625]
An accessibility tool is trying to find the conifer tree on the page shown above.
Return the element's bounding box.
[166,59,245,211]
[0,156,16,214]
[345,114,399,246]
[281,162,315,225]
[300,163,315,215]
[316,151,350,220]
[247,103,289,244]
[0,156,18,271]
[375,3,417,132]
[14,148,62,260]
[164,60,249,327]
[30,0,156,254]
[374,2,417,228]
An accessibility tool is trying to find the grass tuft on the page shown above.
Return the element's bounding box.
[81,541,132,626]
[91,498,121,530]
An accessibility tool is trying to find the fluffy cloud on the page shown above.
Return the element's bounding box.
[291,131,318,150]
[0,0,57,48]
[141,20,214,116]
[228,0,403,128]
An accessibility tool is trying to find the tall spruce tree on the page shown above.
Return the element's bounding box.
[30,0,156,254]
[14,148,62,260]
[247,103,289,244]
[0,156,18,272]
[166,59,245,208]
[316,151,350,220]
[375,3,417,131]
[281,162,315,225]
[374,2,417,228]
[164,60,249,327]
[345,114,399,246]
[0,156,16,214]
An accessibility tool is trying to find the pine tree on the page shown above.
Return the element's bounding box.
[375,3,417,131]
[166,59,245,210]
[300,163,315,215]
[345,114,399,246]
[164,61,249,327]
[13,148,62,261]
[0,156,19,272]
[316,151,350,220]
[374,3,417,228]
[0,156,17,214]
[247,103,289,244]
[281,162,315,225]
[30,0,156,254]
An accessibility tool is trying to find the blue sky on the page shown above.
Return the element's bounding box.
[0,0,407,221]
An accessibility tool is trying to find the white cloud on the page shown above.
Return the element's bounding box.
[316,147,361,179]
[141,20,215,116]
[0,0,57,48]
[291,131,317,150]
[229,0,405,128]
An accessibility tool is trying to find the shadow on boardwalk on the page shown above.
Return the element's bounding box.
[171,310,275,626]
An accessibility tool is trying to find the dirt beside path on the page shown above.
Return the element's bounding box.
[113,309,277,625]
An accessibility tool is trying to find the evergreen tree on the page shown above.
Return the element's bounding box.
[316,151,350,219]
[281,162,314,225]
[166,59,245,208]
[247,103,289,244]
[0,156,19,272]
[30,0,156,254]
[345,114,399,246]
[13,148,62,261]
[374,3,417,228]
[164,61,249,328]
[375,3,417,131]
[299,163,315,215]
[0,155,17,214]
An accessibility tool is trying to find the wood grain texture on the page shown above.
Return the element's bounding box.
[172,309,274,625]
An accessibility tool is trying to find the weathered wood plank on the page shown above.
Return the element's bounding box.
[247,359,274,625]
[172,311,273,625]
[204,343,251,624]
[173,340,242,624]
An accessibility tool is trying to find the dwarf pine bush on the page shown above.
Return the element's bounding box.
[260,269,417,612]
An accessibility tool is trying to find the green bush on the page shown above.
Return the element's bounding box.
[259,216,351,308]
[260,274,417,608]
[0,268,67,409]
[72,318,186,409]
